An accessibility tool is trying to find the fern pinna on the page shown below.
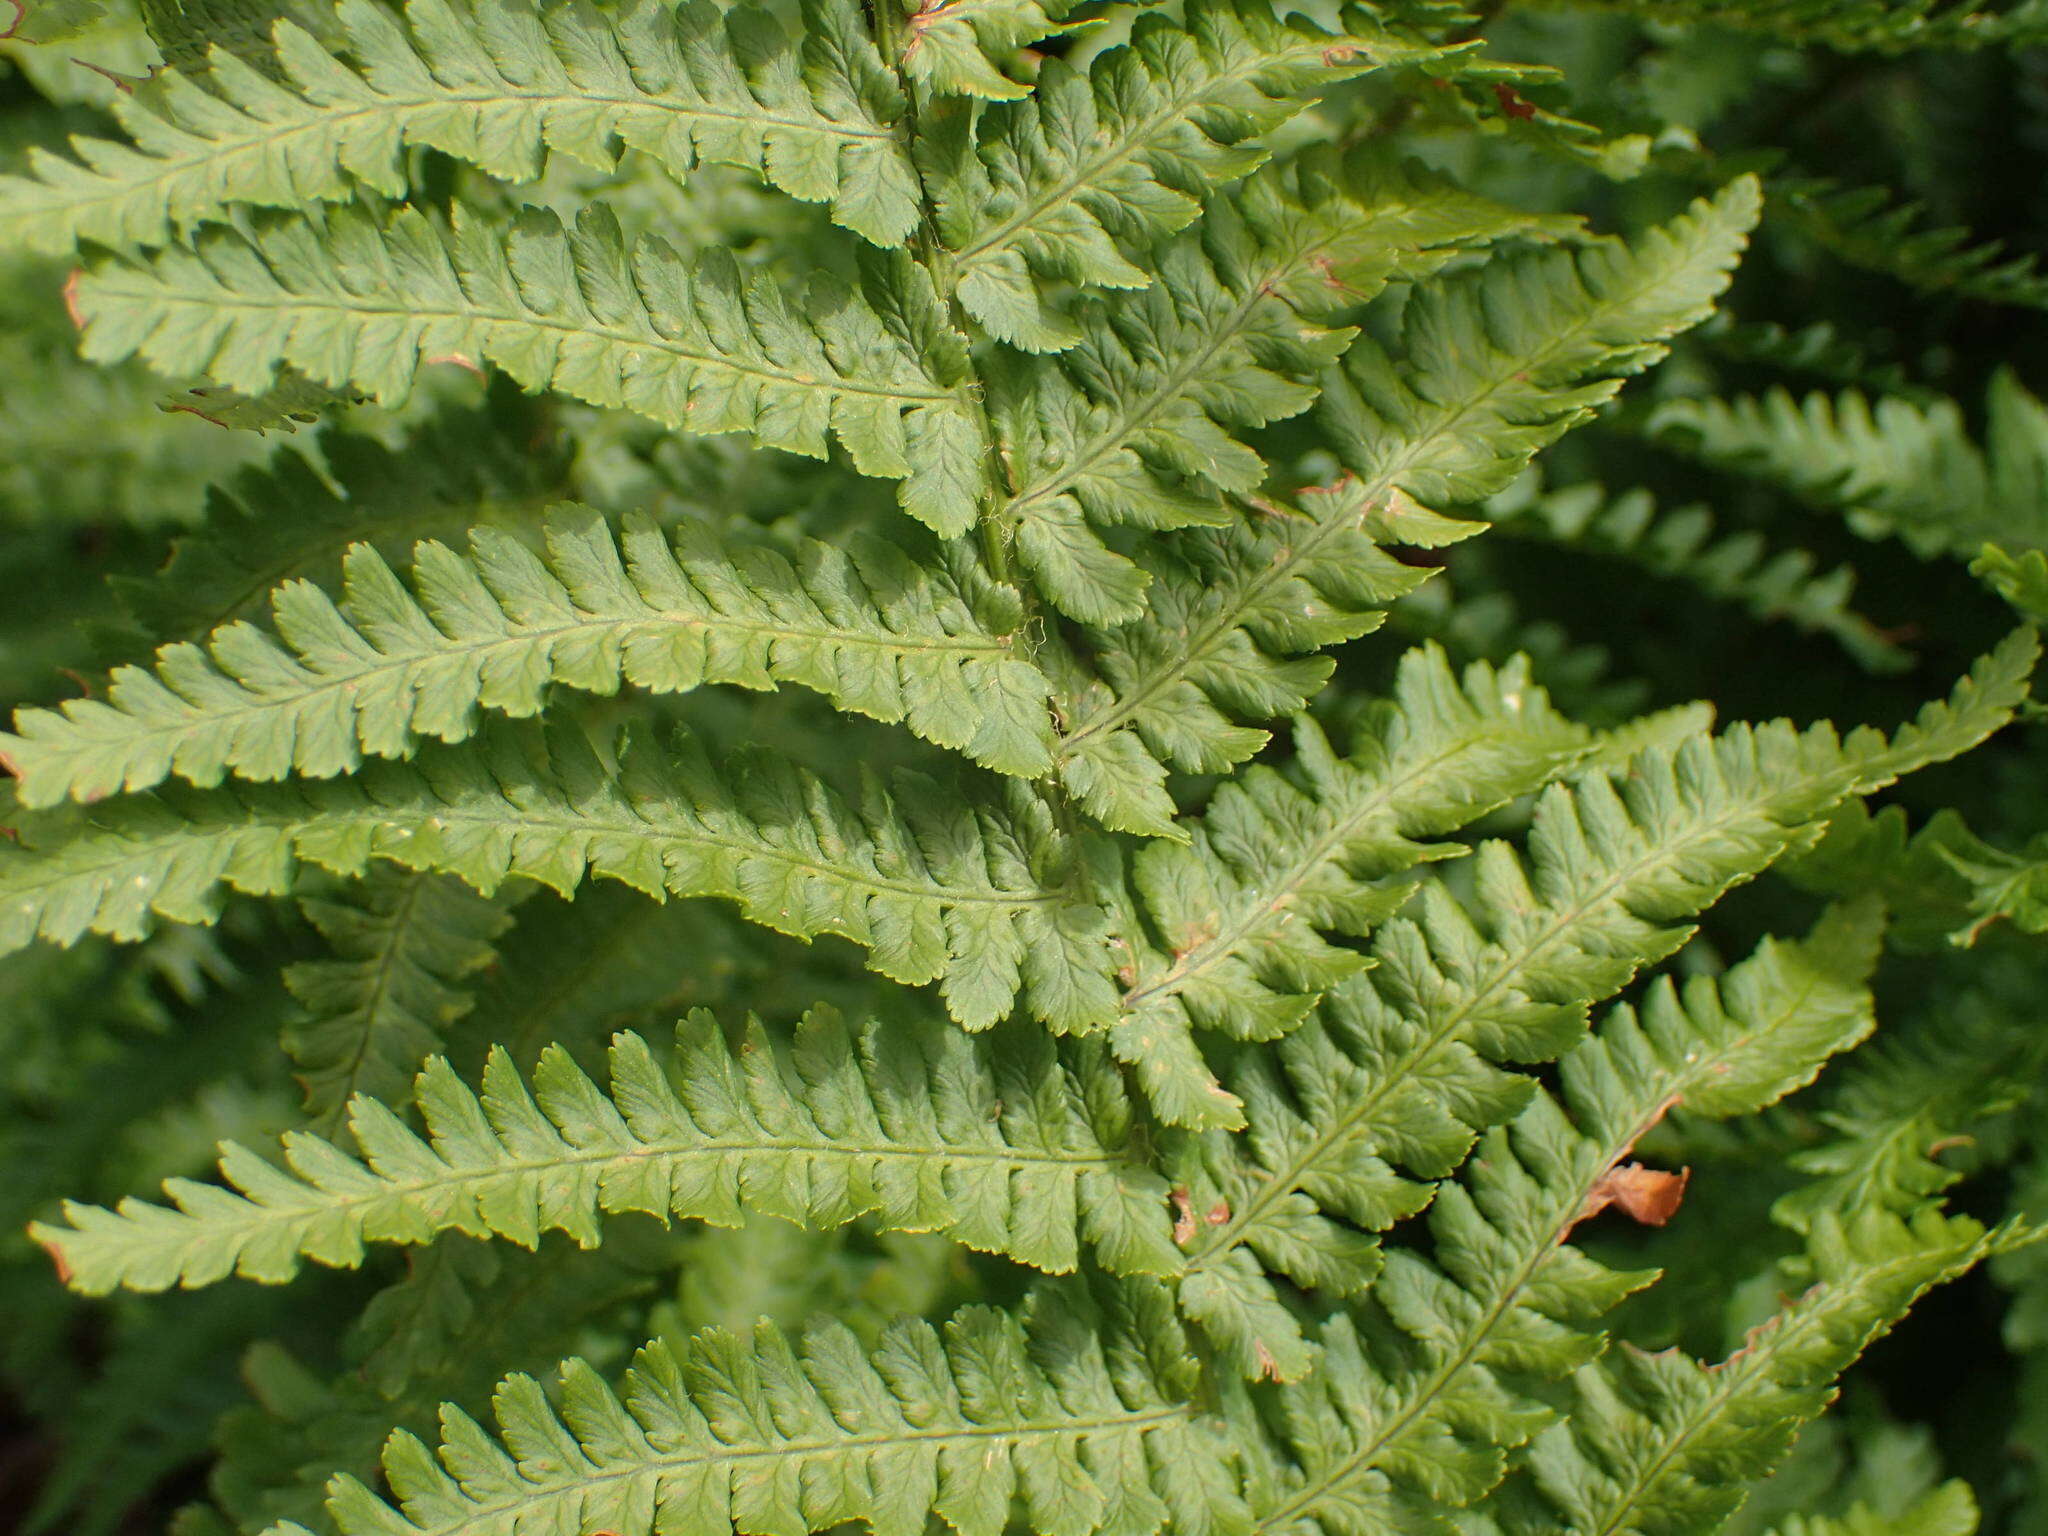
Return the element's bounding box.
[3,1,2048,1534]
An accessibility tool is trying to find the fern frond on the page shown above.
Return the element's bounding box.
[0,253,273,531]
[203,1238,664,1535]
[1168,630,2036,1374]
[1570,0,2048,51]
[277,1281,1239,1536]
[1488,473,1910,672]
[1648,370,2048,560]
[0,0,922,253]
[1106,646,1590,1129]
[0,723,1119,1030]
[1773,983,2048,1235]
[33,1004,1178,1292]
[1322,179,1762,502]
[1507,1209,1996,1536]
[989,151,1572,625]
[897,0,1077,100]
[926,0,1454,349]
[1762,1485,1980,1536]
[71,205,990,535]
[284,866,515,1130]
[113,399,567,643]
[1693,312,1927,399]
[1774,177,2048,309]
[3,505,1056,805]
[1241,901,1885,1517]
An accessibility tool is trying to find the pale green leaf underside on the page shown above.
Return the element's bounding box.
[0,0,922,251]
[33,1007,1180,1291]
[3,506,1054,804]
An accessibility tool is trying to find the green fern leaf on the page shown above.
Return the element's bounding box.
[1169,630,2036,1375]
[1488,472,1909,672]
[0,0,922,252]
[32,1005,1178,1291]
[926,0,1453,349]
[284,866,515,1130]
[1763,1485,1980,1536]
[1772,983,2048,1236]
[2,505,1055,805]
[1106,645,1589,1130]
[112,400,568,644]
[70,205,989,536]
[1649,370,2048,560]
[1774,176,2048,308]
[280,1282,1240,1536]
[1052,184,1755,827]
[0,724,1120,1031]
[1322,178,1762,503]
[897,0,1079,100]
[1507,1209,1996,1536]
[989,150,1571,625]
[1240,900,1885,1511]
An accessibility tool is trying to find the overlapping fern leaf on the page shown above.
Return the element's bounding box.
[1486,472,1909,672]
[1648,369,2048,561]
[1505,1208,2001,1536]
[1165,629,2036,1374]
[1236,899,1886,1518]
[1043,181,1755,824]
[0,0,923,251]
[283,865,516,1130]
[981,149,1573,625]
[920,0,1456,349]
[4,0,2039,1529]
[1103,644,1590,1128]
